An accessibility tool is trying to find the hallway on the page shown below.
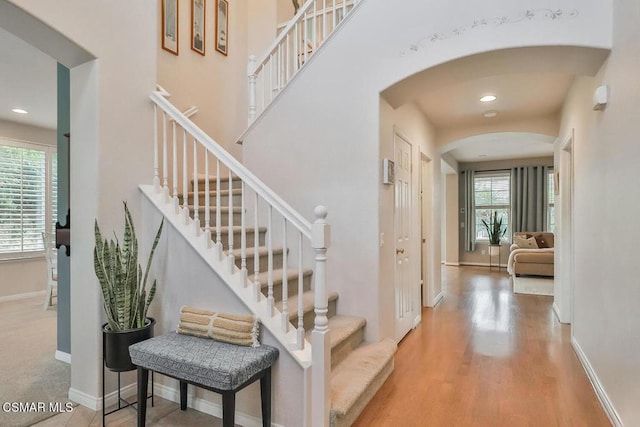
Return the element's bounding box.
[354,266,609,426]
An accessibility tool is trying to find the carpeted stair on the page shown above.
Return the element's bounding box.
[182,176,397,426]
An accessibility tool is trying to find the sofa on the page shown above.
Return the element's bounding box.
[507,232,554,277]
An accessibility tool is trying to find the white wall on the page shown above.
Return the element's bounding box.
[0,120,56,298]
[556,1,640,422]
[242,0,611,342]
[444,173,459,265]
[5,0,156,407]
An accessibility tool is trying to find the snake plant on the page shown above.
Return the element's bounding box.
[481,211,507,245]
[94,202,164,331]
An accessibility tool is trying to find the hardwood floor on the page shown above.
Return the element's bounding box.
[354,266,610,427]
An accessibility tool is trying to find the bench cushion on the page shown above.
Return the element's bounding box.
[129,332,278,390]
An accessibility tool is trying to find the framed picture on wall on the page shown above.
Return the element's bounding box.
[162,0,179,55]
[215,0,228,56]
[191,0,206,55]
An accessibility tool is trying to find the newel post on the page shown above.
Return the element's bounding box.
[248,55,257,125]
[311,205,330,427]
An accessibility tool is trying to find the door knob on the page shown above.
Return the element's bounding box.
[396,248,405,254]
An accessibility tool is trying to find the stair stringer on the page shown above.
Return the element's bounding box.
[141,184,313,367]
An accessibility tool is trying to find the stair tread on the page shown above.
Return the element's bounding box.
[275,290,339,319]
[254,268,313,287]
[229,246,284,258]
[208,225,267,233]
[183,188,243,197]
[330,338,397,417]
[305,315,366,350]
[188,205,243,212]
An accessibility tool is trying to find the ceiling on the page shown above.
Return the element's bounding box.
[416,73,573,129]
[446,132,556,163]
[0,27,57,130]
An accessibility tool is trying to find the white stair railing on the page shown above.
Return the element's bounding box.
[248,0,363,124]
[150,91,331,424]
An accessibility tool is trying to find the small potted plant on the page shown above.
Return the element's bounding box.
[94,202,164,371]
[481,211,506,255]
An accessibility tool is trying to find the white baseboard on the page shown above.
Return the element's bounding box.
[460,262,508,268]
[571,337,623,427]
[0,290,46,303]
[412,314,422,329]
[55,350,71,364]
[154,383,284,427]
[69,383,137,411]
[444,262,460,266]
[432,291,444,307]
[552,303,561,322]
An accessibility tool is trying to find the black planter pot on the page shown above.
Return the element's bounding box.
[102,318,155,372]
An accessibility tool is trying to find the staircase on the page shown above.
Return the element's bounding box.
[186,176,397,426]
[145,87,396,426]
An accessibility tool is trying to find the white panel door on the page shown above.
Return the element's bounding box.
[394,133,414,341]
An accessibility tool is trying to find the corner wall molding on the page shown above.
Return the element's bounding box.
[401,9,579,56]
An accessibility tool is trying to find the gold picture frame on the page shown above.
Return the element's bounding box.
[215,0,228,56]
[191,0,206,55]
[162,0,179,55]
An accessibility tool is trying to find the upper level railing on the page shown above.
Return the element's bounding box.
[149,91,332,425]
[247,0,362,124]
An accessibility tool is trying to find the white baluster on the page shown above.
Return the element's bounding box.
[240,181,247,285]
[304,12,309,63]
[153,105,160,192]
[267,205,274,316]
[297,232,304,350]
[332,0,337,29]
[248,55,257,125]
[313,0,317,53]
[215,159,223,260]
[172,122,179,213]
[192,138,200,236]
[227,170,235,274]
[342,0,346,19]
[254,193,261,302]
[182,129,190,224]
[293,23,299,71]
[286,33,290,83]
[281,218,289,332]
[322,0,327,41]
[277,44,282,91]
[311,205,330,427]
[203,148,211,248]
[269,55,274,101]
[162,112,169,202]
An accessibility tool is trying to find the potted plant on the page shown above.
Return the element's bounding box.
[481,211,506,255]
[94,202,164,371]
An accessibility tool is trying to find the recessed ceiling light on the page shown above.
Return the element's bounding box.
[483,110,498,118]
[478,154,487,158]
[480,95,497,103]
[11,108,28,114]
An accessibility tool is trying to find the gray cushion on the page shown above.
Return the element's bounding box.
[129,332,278,390]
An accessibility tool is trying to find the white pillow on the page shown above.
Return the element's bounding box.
[514,235,539,249]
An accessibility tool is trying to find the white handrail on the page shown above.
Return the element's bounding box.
[150,91,313,238]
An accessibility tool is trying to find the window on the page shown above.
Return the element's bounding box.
[0,139,57,258]
[474,172,510,241]
[547,170,555,232]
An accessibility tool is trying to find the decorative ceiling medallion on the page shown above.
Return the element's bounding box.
[401,9,579,57]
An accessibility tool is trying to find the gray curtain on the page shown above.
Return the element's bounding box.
[510,166,549,232]
[463,170,475,252]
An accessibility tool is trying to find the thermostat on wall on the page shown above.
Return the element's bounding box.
[383,158,395,185]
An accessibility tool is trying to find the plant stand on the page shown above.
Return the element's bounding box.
[102,329,154,427]
[489,244,502,271]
